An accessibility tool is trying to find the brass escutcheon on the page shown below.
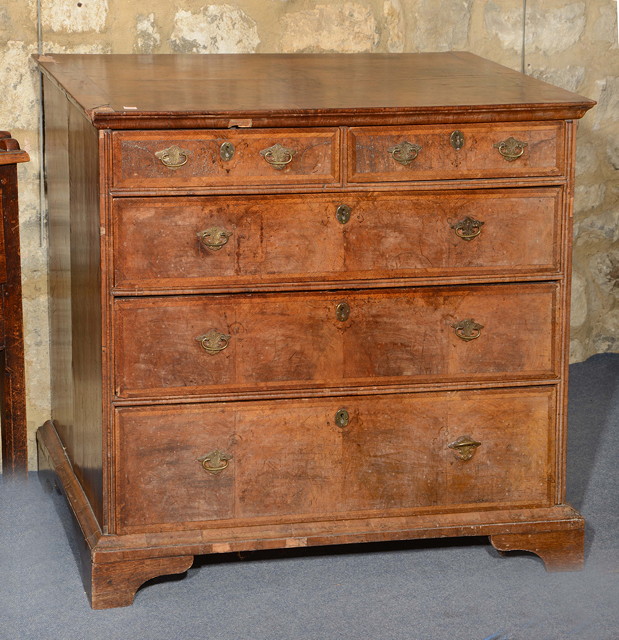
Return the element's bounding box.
[452,318,484,341]
[448,435,482,461]
[195,329,231,354]
[260,143,296,169]
[335,301,350,322]
[335,408,350,428]
[220,141,235,162]
[493,136,528,161]
[154,145,190,169]
[451,216,484,241]
[336,204,352,225]
[197,226,232,251]
[388,141,422,166]
[450,130,465,150]
[197,449,232,474]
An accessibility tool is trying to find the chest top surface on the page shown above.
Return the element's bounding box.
[36,52,595,129]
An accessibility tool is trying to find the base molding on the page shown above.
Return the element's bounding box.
[37,420,585,609]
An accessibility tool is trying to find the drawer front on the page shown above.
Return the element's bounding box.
[113,188,562,292]
[114,387,555,532]
[348,122,565,182]
[111,128,340,189]
[114,283,557,399]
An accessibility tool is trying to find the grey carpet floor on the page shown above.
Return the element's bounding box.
[1,354,617,640]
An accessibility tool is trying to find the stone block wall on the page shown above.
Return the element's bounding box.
[0,0,617,468]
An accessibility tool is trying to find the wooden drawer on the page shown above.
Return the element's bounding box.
[113,283,557,399]
[112,187,562,292]
[114,386,555,532]
[111,128,340,189]
[348,122,565,182]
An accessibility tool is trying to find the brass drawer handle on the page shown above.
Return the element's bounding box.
[198,449,232,474]
[335,408,350,428]
[260,143,296,169]
[197,227,232,251]
[451,216,484,241]
[388,141,422,166]
[154,145,191,169]
[336,204,351,225]
[493,137,527,161]
[195,329,231,354]
[448,435,481,461]
[452,318,484,341]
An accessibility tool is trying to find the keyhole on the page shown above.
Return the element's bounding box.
[335,409,350,428]
[336,301,350,322]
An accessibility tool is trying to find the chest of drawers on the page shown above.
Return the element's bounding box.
[36,52,594,608]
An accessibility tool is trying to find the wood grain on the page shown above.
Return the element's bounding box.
[44,77,75,469]
[114,387,556,532]
[112,188,562,293]
[44,77,104,520]
[89,556,194,609]
[36,52,592,607]
[35,53,595,129]
[0,132,28,473]
[112,128,340,189]
[113,283,558,399]
[348,122,565,181]
[490,528,585,571]
[38,418,583,608]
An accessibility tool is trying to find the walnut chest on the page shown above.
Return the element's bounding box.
[35,52,595,608]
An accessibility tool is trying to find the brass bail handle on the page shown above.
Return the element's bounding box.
[388,141,422,166]
[197,227,232,251]
[451,216,484,241]
[197,450,232,474]
[452,318,484,341]
[260,143,296,169]
[195,329,231,354]
[155,145,190,169]
[448,435,482,461]
[493,137,527,161]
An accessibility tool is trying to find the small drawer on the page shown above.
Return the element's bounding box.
[113,283,557,399]
[114,386,555,532]
[112,187,562,292]
[348,122,565,182]
[111,128,340,190]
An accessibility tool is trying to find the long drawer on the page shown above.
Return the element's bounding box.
[111,128,340,189]
[348,122,565,182]
[112,188,562,292]
[114,386,555,532]
[113,283,558,399]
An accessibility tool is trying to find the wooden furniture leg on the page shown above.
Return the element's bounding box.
[89,556,195,609]
[490,527,585,571]
[38,420,195,608]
